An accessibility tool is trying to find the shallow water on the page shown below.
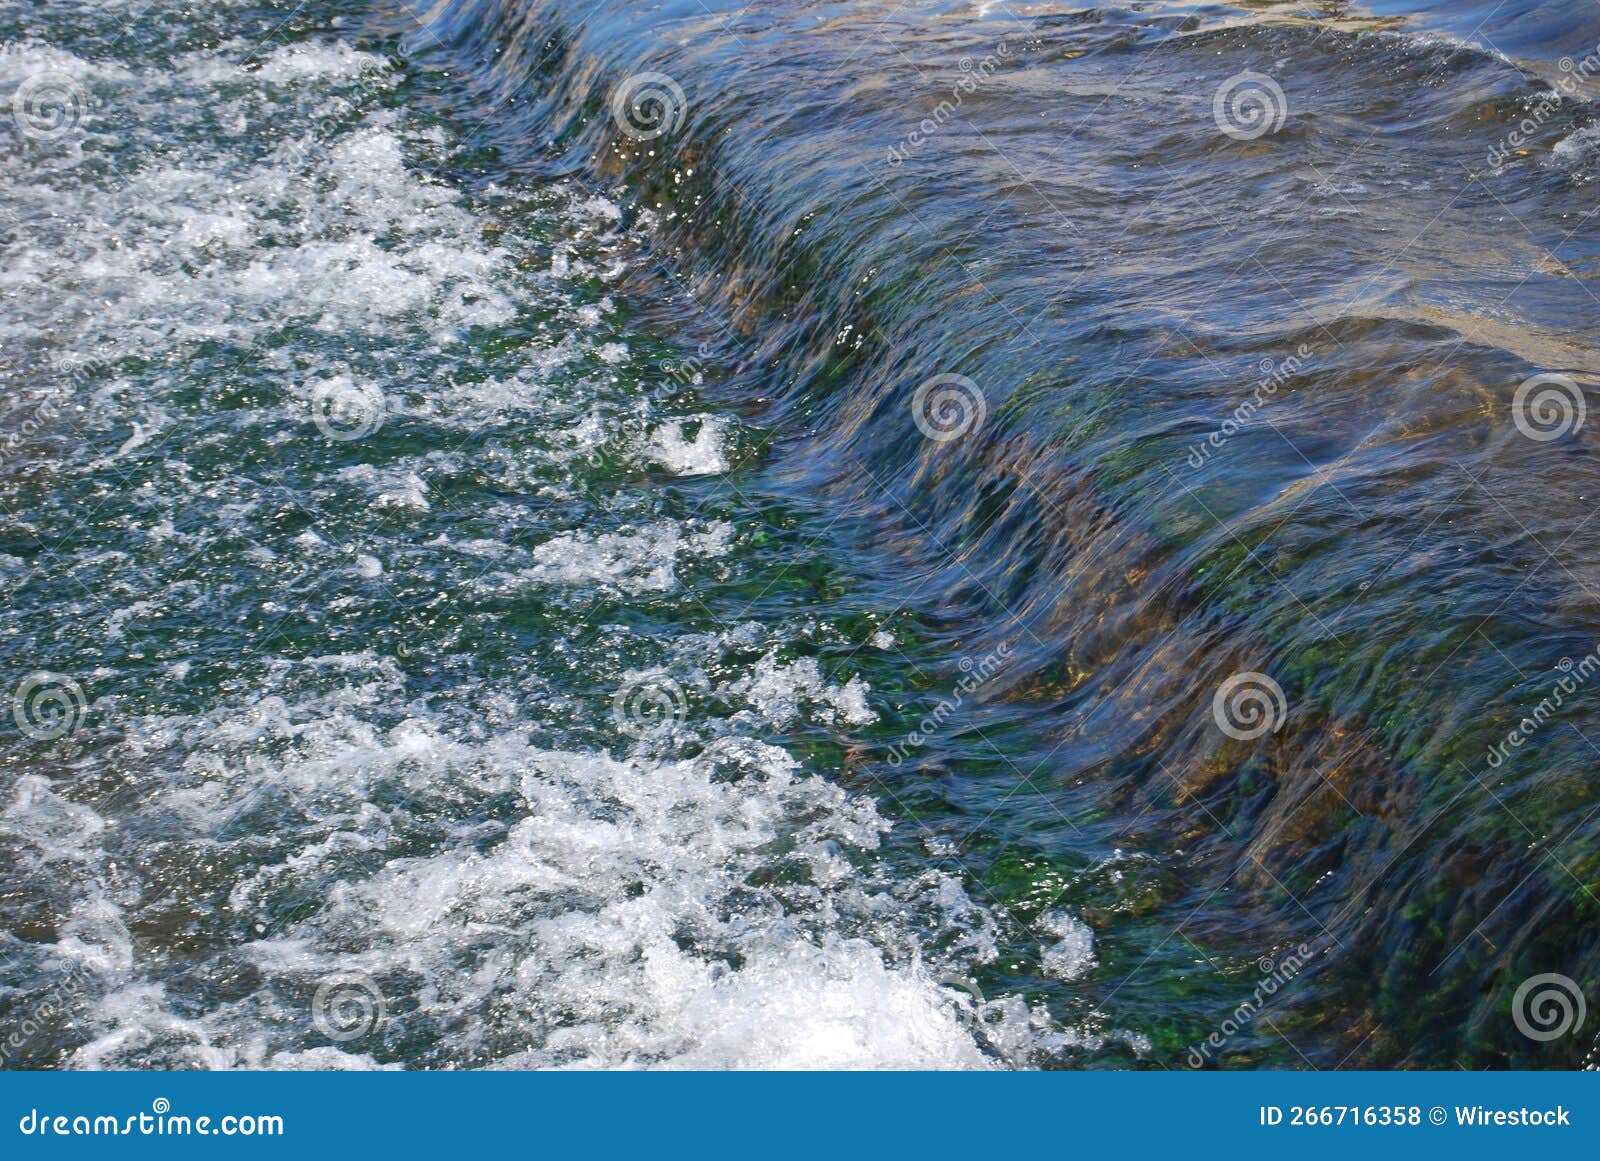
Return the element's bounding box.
[3,0,1599,1069]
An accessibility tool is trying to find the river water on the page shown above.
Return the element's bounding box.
[2,0,1598,1069]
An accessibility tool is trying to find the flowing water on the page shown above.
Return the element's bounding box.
[2,0,1599,1070]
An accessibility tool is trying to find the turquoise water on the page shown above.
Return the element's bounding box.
[3,0,1599,1068]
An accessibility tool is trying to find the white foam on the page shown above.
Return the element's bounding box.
[1038,911,1097,982]
[266,1047,400,1071]
[497,521,733,595]
[0,76,518,362]
[0,41,133,86]
[336,464,431,512]
[1554,124,1600,169]
[254,42,387,84]
[645,416,729,475]
[620,939,996,1069]
[60,680,1012,1068]
[724,651,878,728]
[575,195,622,222]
